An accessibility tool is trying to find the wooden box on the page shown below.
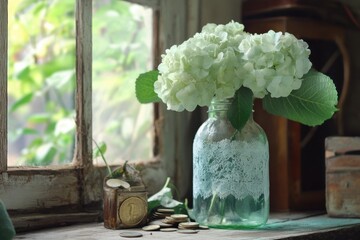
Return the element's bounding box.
[103,179,148,229]
[325,137,360,217]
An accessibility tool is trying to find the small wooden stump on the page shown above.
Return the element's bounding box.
[325,136,360,217]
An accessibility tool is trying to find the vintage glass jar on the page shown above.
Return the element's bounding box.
[192,98,269,229]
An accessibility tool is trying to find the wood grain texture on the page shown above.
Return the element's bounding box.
[0,0,8,172]
[75,0,92,169]
[125,0,160,9]
[75,0,96,208]
[14,214,360,240]
[0,169,79,210]
[12,211,101,233]
[158,0,194,199]
[326,137,360,217]
[245,16,351,211]
[253,100,290,211]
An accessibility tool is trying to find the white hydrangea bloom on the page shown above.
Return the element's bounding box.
[238,30,312,98]
[154,22,312,112]
[154,21,248,111]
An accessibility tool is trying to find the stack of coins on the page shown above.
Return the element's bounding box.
[140,209,208,234]
[178,221,199,230]
[151,208,175,219]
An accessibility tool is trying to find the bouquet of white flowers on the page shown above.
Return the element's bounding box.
[136,21,338,131]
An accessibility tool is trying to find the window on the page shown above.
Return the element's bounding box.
[8,0,76,166]
[92,0,154,164]
[0,0,195,230]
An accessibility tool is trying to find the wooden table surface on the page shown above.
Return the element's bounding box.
[15,212,360,240]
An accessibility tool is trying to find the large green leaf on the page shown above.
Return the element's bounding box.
[263,70,338,126]
[135,70,161,103]
[227,87,253,132]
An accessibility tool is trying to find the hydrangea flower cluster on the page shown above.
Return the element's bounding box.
[238,30,312,98]
[154,21,312,111]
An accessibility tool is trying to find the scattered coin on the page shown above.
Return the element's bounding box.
[142,224,160,231]
[106,178,130,189]
[119,231,143,238]
[199,225,209,230]
[149,220,174,228]
[160,228,178,232]
[179,222,199,229]
[159,222,174,228]
[177,229,199,234]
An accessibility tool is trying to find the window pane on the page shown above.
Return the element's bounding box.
[8,0,76,166]
[92,0,153,165]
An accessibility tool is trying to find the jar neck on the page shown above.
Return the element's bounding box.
[208,98,232,119]
[208,98,254,120]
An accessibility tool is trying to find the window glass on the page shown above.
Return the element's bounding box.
[8,0,76,166]
[92,0,154,165]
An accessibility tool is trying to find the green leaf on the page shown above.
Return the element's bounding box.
[135,70,161,103]
[148,178,185,214]
[0,200,16,240]
[16,128,38,136]
[45,70,75,90]
[263,70,338,126]
[28,113,50,123]
[9,93,34,112]
[227,87,253,132]
[93,141,107,158]
[35,143,57,165]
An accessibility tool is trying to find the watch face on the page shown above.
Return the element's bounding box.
[118,196,147,226]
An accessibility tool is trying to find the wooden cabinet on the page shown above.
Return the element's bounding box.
[242,0,352,211]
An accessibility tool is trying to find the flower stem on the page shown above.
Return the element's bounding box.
[208,193,217,215]
[230,130,239,141]
[219,198,225,224]
[93,140,112,178]
[208,193,226,224]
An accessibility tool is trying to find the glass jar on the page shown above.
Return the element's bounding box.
[192,98,269,229]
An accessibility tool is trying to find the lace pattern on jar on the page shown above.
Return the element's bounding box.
[193,137,269,200]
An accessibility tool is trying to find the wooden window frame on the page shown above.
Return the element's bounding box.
[0,0,196,231]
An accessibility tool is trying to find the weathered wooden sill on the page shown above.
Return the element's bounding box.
[14,212,360,239]
[11,211,102,233]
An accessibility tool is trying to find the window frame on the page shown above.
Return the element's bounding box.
[0,0,195,228]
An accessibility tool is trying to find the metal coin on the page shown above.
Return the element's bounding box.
[162,217,176,224]
[153,212,169,218]
[142,224,160,231]
[119,197,147,227]
[170,214,188,219]
[170,214,188,223]
[148,220,163,225]
[199,225,209,230]
[149,220,174,228]
[160,228,178,232]
[177,229,199,234]
[106,178,130,189]
[119,231,143,238]
[179,222,199,229]
[157,208,175,214]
